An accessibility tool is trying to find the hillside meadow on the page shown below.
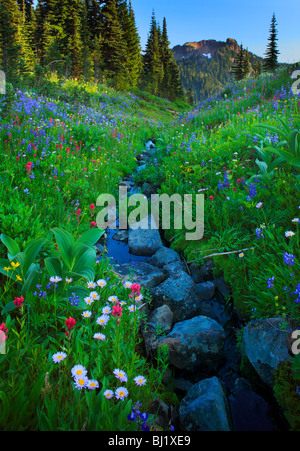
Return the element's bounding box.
[0,65,300,430]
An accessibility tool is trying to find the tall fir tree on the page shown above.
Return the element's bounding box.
[232,44,244,81]
[159,17,183,100]
[120,0,142,88]
[0,0,25,79]
[242,48,251,78]
[101,0,128,87]
[264,13,279,73]
[142,10,163,95]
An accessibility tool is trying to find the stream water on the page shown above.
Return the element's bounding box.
[98,141,288,431]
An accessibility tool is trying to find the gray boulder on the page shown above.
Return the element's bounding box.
[241,317,292,387]
[128,214,163,256]
[113,261,166,289]
[162,261,187,278]
[148,304,174,335]
[149,246,181,268]
[195,281,215,300]
[152,315,225,371]
[150,271,217,323]
[179,376,232,431]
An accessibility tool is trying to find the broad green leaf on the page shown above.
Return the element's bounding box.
[1,301,17,315]
[23,238,45,278]
[45,257,63,278]
[51,228,75,269]
[0,234,20,259]
[76,228,105,248]
[21,268,41,296]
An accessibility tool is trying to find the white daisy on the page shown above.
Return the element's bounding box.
[285,231,295,237]
[134,294,144,302]
[90,291,100,301]
[103,389,114,399]
[87,281,96,289]
[65,277,73,284]
[123,281,133,289]
[82,311,92,318]
[52,352,67,363]
[102,305,112,314]
[71,364,88,378]
[96,314,110,326]
[50,276,63,284]
[128,304,137,312]
[113,368,128,382]
[134,375,147,386]
[97,279,107,288]
[74,375,89,390]
[108,295,118,303]
[86,379,99,390]
[93,332,106,340]
[84,296,94,306]
[115,387,129,401]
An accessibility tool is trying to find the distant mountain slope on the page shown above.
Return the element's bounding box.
[172,38,263,103]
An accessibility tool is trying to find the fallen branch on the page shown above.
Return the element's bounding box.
[187,247,255,264]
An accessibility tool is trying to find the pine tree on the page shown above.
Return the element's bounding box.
[0,0,25,80]
[142,10,163,95]
[159,17,183,100]
[232,44,244,81]
[242,48,251,78]
[101,0,128,87]
[121,1,142,88]
[264,13,279,73]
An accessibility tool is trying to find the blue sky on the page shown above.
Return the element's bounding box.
[130,0,300,63]
[31,1,300,63]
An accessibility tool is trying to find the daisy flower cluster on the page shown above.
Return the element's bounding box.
[103,368,147,402]
[71,364,99,391]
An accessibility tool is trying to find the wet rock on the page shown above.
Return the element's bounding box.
[152,315,225,371]
[241,317,292,387]
[199,259,215,281]
[95,242,105,254]
[195,281,215,300]
[179,376,232,431]
[150,271,217,323]
[149,246,181,268]
[111,229,129,243]
[148,304,174,335]
[128,214,163,256]
[189,263,203,283]
[113,261,166,289]
[162,261,187,278]
[145,140,155,150]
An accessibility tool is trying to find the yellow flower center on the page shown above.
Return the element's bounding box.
[78,379,85,385]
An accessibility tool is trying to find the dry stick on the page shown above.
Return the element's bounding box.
[187,247,255,264]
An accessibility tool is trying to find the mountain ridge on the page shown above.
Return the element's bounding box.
[172,38,264,103]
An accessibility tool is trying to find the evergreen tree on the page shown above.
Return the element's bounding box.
[232,44,244,81]
[264,13,279,73]
[159,17,183,100]
[242,48,251,78]
[121,1,142,88]
[101,0,128,87]
[142,10,163,95]
[0,0,25,79]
